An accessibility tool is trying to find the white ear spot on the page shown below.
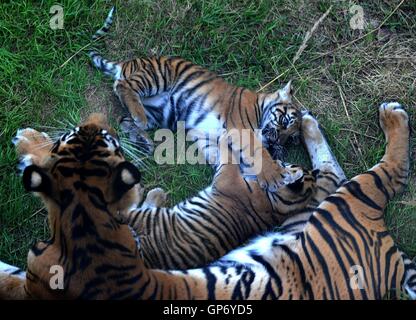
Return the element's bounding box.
[31,171,42,188]
[121,169,135,185]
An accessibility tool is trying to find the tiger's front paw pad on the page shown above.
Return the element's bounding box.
[144,188,168,208]
[379,102,408,133]
[301,114,321,141]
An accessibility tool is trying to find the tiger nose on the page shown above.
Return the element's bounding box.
[282,118,289,129]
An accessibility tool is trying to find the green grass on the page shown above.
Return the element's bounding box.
[0,0,415,270]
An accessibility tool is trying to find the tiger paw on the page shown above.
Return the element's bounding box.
[12,128,53,172]
[280,163,304,186]
[143,187,168,208]
[257,160,304,192]
[379,102,408,134]
[301,113,321,143]
[119,116,154,156]
[255,161,285,192]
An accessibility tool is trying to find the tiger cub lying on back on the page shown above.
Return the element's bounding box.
[89,7,301,191]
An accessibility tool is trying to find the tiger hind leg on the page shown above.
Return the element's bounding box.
[301,112,347,205]
[318,102,410,299]
[114,79,148,130]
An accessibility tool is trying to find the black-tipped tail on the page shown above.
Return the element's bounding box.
[89,7,119,79]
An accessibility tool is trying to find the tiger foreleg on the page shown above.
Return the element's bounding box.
[117,188,167,230]
[114,79,148,130]
[301,112,346,204]
[230,129,302,191]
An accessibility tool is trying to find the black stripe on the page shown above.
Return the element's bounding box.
[305,233,335,299]
[343,180,382,211]
[249,251,282,299]
[202,267,217,299]
[362,171,391,202]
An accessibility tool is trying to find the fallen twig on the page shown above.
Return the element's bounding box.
[292,5,333,65]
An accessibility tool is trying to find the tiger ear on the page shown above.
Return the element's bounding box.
[275,80,293,104]
[22,165,52,195]
[281,80,293,97]
[283,80,293,95]
[113,161,141,199]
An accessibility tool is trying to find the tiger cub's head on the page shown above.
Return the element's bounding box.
[260,81,301,159]
[19,113,143,221]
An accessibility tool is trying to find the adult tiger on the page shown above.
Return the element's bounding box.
[89,6,301,191]
[1,102,414,299]
[2,112,327,272]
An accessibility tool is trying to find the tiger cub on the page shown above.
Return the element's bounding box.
[1,103,414,299]
[89,7,301,191]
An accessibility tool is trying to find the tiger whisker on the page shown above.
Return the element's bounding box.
[120,140,151,149]
[120,139,153,151]
[120,141,151,155]
[122,146,149,158]
[123,147,145,163]
[123,148,150,170]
